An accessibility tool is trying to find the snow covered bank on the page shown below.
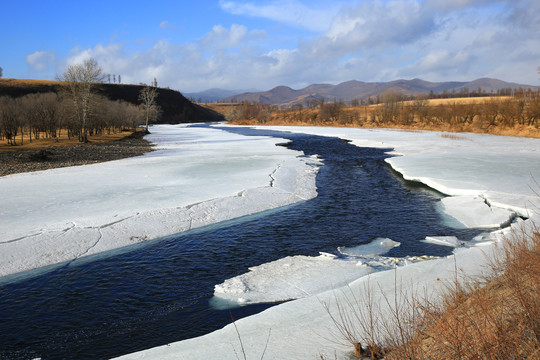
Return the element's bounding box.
[116,126,540,360]
[249,126,540,221]
[0,124,321,280]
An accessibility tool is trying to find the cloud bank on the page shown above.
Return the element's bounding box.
[52,0,539,92]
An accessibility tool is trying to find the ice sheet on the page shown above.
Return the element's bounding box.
[338,237,400,257]
[115,126,540,360]
[0,125,321,279]
[212,253,373,307]
[422,235,462,247]
[439,195,515,228]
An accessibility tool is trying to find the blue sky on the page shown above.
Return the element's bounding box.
[2,0,539,92]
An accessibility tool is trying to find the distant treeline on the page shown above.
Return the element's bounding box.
[348,86,525,106]
[227,90,540,137]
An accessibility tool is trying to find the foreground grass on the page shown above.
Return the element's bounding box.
[324,226,540,359]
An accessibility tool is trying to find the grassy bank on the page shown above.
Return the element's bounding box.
[207,95,540,138]
[322,226,540,359]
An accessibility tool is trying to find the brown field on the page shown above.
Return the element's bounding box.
[0,129,139,153]
[424,96,512,106]
[0,78,64,86]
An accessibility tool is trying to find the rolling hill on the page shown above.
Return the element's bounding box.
[0,79,223,124]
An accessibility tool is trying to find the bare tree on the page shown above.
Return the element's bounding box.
[139,86,160,132]
[0,67,3,78]
[58,57,105,142]
[0,96,21,145]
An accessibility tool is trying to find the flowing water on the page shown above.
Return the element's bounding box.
[0,126,483,359]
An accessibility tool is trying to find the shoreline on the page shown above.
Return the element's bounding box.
[0,124,321,280]
[0,130,154,177]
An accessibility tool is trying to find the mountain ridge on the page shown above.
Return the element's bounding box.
[214,78,538,107]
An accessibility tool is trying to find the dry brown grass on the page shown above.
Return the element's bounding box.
[325,226,540,359]
[395,227,540,360]
[425,96,512,106]
[0,78,64,87]
[226,95,540,138]
[0,129,140,152]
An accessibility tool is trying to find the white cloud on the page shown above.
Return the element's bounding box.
[59,0,540,92]
[26,51,56,72]
[202,24,249,49]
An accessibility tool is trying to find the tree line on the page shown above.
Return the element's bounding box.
[0,58,160,145]
[227,91,540,134]
[0,91,141,145]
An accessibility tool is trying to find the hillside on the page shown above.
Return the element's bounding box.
[184,88,260,103]
[222,78,537,107]
[0,79,223,124]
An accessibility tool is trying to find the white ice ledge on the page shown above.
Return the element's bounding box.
[0,125,321,280]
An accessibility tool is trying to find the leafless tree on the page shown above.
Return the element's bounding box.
[139,86,160,132]
[319,100,344,123]
[376,92,404,124]
[0,67,3,78]
[58,57,105,142]
[21,93,60,141]
[0,96,21,145]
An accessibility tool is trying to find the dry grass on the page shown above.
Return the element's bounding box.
[425,96,512,106]
[0,78,64,87]
[0,129,141,152]
[225,95,540,139]
[325,226,540,359]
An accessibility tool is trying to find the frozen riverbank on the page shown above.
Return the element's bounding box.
[116,125,540,359]
[0,124,321,281]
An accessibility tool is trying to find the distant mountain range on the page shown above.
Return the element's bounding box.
[189,78,538,107]
[184,88,260,103]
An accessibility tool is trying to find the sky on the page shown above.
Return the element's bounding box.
[1,0,539,93]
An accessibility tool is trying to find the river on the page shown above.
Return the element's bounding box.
[0,126,483,359]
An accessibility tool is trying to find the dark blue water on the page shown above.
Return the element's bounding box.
[0,126,483,360]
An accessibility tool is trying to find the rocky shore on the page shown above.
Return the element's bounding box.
[0,131,154,177]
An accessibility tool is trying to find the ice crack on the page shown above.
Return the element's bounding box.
[1,232,43,244]
[269,164,281,188]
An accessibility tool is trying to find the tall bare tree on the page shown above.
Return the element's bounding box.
[0,96,21,145]
[139,86,160,132]
[58,57,104,142]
